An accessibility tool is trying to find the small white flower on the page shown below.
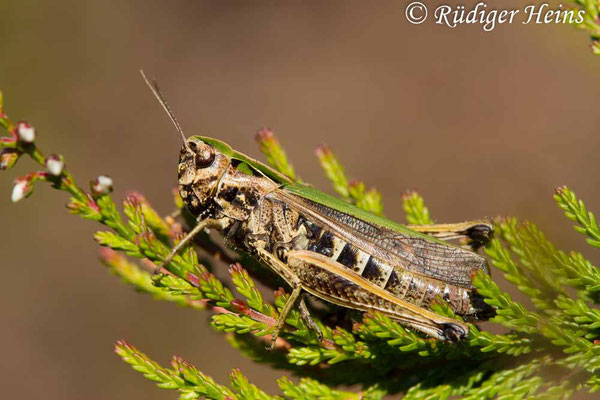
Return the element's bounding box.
[92,175,113,194]
[11,180,30,203]
[17,122,35,143]
[45,155,64,176]
[98,175,113,188]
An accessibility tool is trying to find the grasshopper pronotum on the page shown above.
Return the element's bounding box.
[141,72,494,349]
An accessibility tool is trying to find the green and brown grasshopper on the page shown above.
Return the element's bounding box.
[142,73,494,349]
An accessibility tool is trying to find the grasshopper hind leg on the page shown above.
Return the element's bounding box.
[286,250,470,342]
[299,295,323,342]
[408,220,494,251]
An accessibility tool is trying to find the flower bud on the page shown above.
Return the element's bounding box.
[315,144,332,159]
[255,128,274,143]
[92,175,113,195]
[45,154,64,176]
[11,178,32,202]
[16,121,35,143]
[0,148,19,170]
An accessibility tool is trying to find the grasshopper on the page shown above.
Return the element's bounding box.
[141,73,494,349]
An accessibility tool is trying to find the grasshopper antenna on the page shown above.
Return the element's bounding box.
[139,69,190,151]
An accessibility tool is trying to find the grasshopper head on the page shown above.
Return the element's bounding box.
[137,73,230,216]
[177,137,229,215]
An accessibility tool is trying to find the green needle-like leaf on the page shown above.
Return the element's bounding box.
[402,190,434,225]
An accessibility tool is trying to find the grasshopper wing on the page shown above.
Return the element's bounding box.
[276,187,488,289]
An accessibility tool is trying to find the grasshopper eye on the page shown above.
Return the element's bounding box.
[187,139,215,168]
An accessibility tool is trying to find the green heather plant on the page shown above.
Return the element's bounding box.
[2,6,600,396]
[570,0,600,54]
[2,97,600,399]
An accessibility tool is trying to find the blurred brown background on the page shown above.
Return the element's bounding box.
[1,0,599,398]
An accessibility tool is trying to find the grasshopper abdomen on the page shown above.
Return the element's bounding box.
[293,211,486,320]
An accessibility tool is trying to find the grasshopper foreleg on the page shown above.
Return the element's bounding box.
[408,220,493,251]
[155,217,227,274]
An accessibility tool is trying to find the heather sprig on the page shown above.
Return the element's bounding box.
[402,190,434,225]
[315,144,383,215]
[567,0,600,54]
[2,92,600,398]
[256,128,297,181]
